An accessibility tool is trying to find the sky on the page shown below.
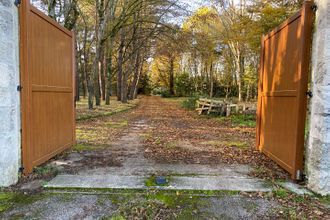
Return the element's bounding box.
[180,0,211,13]
[180,0,207,11]
[170,0,211,25]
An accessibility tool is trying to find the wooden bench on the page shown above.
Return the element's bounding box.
[196,99,226,115]
[196,98,257,116]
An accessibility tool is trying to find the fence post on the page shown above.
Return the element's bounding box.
[0,0,21,186]
[307,0,330,195]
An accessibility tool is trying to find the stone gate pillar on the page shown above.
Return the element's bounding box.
[307,0,330,195]
[0,0,21,186]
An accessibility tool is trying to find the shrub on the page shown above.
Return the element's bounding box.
[182,95,199,110]
[160,90,173,98]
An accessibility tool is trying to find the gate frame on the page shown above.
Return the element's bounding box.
[19,0,76,174]
[256,1,314,180]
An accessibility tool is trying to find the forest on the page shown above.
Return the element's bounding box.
[31,0,304,108]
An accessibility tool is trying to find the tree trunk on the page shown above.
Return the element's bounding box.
[235,52,243,102]
[209,61,214,99]
[134,58,144,99]
[48,0,56,20]
[93,50,102,106]
[169,57,175,96]
[129,50,141,100]
[121,70,128,103]
[101,49,107,101]
[105,46,113,105]
[117,30,125,101]
[134,62,143,99]
[246,84,251,102]
[75,40,80,102]
[87,75,94,110]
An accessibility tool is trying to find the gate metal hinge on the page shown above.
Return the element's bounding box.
[14,0,21,7]
[306,91,313,98]
[296,170,304,181]
[311,4,318,12]
[17,85,23,92]
[19,167,24,173]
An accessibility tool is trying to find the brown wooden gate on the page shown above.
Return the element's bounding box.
[256,1,314,180]
[19,1,76,174]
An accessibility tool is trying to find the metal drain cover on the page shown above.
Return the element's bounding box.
[155,176,167,185]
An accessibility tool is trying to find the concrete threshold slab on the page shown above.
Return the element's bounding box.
[45,175,147,189]
[278,181,313,195]
[45,175,272,192]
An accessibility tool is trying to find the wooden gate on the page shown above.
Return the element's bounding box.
[256,1,314,180]
[19,1,76,174]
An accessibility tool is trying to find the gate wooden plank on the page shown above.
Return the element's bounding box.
[256,1,314,180]
[19,0,75,174]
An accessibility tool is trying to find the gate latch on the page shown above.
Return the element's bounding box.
[306,91,313,98]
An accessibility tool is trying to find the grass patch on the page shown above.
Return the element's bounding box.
[106,120,128,129]
[0,192,15,213]
[76,98,139,121]
[76,129,100,141]
[73,143,105,152]
[230,114,256,127]
[225,141,248,149]
[318,195,330,206]
[217,114,256,128]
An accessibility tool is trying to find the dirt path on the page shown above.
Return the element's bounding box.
[43,96,288,183]
[3,96,329,220]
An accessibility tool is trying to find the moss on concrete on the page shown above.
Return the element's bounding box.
[0,191,48,214]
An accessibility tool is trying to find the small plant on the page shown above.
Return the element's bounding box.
[273,188,289,198]
[34,165,59,176]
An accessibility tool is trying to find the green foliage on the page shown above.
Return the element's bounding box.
[138,73,152,96]
[182,95,199,110]
[175,72,195,97]
[160,90,173,98]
